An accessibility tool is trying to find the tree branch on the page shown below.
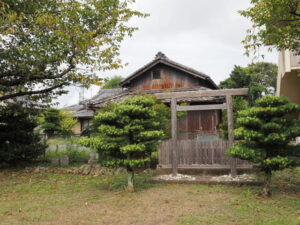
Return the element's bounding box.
[0,82,68,101]
[0,48,76,86]
[277,18,300,22]
[0,63,75,87]
[289,2,300,17]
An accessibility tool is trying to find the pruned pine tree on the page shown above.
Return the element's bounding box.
[0,104,46,167]
[227,96,300,196]
[39,108,62,137]
[79,95,167,192]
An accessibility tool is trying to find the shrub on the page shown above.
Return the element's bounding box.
[39,108,78,137]
[0,104,46,167]
[39,108,62,137]
[227,96,300,196]
[79,95,168,192]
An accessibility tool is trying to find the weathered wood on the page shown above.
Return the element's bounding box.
[154,88,248,99]
[226,95,237,176]
[211,142,215,164]
[177,103,227,111]
[158,139,251,167]
[171,97,178,176]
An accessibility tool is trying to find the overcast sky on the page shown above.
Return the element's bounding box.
[58,0,278,108]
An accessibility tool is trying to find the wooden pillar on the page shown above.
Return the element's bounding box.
[226,95,237,176]
[171,97,178,176]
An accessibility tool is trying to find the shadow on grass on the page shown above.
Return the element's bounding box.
[96,172,158,192]
[270,167,300,196]
[245,167,300,197]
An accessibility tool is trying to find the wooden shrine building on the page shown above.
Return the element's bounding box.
[70,52,252,174]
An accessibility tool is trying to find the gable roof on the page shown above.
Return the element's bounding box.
[119,52,218,89]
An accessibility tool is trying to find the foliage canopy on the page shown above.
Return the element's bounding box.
[0,0,146,102]
[39,108,62,136]
[39,108,77,136]
[241,0,300,55]
[219,62,278,105]
[101,76,123,89]
[59,110,78,136]
[219,62,277,138]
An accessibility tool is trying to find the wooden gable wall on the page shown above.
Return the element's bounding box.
[128,64,211,92]
[126,63,221,139]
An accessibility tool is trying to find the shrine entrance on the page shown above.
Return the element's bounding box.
[154,88,251,176]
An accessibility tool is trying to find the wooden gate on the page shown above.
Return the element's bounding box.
[158,139,250,168]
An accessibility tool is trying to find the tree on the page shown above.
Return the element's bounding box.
[0,0,146,102]
[220,62,278,105]
[240,0,300,55]
[101,76,123,89]
[79,95,167,192]
[39,108,78,136]
[227,96,300,196]
[0,104,46,167]
[59,110,78,136]
[219,62,277,138]
[39,108,62,137]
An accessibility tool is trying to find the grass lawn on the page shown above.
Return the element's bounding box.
[46,136,80,145]
[0,169,299,225]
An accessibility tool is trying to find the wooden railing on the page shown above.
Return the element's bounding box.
[158,139,251,168]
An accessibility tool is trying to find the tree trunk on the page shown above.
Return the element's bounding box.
[127,170,134,192]
[262,171,272,197]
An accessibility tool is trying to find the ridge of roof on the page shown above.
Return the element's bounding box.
[119,52,218,89]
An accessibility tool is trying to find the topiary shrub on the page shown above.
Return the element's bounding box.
[227,96,300,196]
[79,95,168,192]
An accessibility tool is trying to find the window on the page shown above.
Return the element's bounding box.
[152,70,161,79]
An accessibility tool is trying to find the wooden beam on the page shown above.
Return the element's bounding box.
[154,88,248,99]
[177,103,227,111]
[171,97,178,176]
[226,95,237,177]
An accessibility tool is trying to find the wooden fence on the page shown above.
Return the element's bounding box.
[158,139,251,168]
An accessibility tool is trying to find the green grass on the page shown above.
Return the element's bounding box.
[44,147,90,164]
[46,137,75,146]
[43,136,91,165]
[97,172,157,192]
[0,168,299,225]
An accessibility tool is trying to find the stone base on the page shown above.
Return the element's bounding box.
[151,176,263,186]
[156,166,256,176]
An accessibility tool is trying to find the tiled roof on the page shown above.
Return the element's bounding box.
[63,104,84,111]
[88,87,225,108]
[64,88,125,118]
[82,88,124,105]
[74,109,94,118]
